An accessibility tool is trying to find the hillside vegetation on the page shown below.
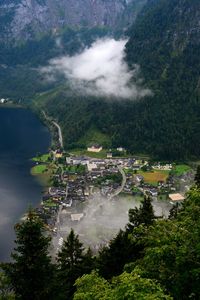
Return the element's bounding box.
[2,181,200,299]
[125,0,200,159]
[31,0,200,160]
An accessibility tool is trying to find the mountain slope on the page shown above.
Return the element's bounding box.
[124,0,200,159]
[33,0,200,160]
[0,0,146,42]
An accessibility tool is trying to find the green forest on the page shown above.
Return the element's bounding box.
[1,169,200,299]
[30,0,200,160]
[1,0,200,160]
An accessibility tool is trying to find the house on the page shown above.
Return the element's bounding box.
[169,193,185,203]
[135,175,144,183]
[117,147,126,152]
[71,156,88,165]
[87,144,103,152]
[149,189,158,197]
[71,213,84,222]
[62,198,72,208]
[53,149,63,160]
[87,161,98,171]
[107,152,113,158]
[0,98,6,104]
[132,165,141,170]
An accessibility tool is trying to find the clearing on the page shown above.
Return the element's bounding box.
[138,170,169,185]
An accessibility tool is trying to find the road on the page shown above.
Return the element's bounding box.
[109,166,126,200]
[42,110,63,148]
[52,120,63,148]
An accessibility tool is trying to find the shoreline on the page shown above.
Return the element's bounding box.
[31,107,63,150]
[42,110,64,149]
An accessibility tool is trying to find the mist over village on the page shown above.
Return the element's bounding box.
[0,0,200,299]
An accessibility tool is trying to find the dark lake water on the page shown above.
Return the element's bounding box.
[0,107,51,261]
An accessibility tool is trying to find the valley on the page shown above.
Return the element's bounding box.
[30,143,194,254]
[1,0,200,299]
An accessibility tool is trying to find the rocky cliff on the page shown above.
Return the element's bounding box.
[0,0,146,41]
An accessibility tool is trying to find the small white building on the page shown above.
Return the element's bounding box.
[107,152,112,158]
[117,147,125,152]
[87,144,102,152]
[71,213,84,222]
[87,162,98,171]
[0,98,6,104]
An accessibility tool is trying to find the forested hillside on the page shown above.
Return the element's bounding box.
[125,0,200,159]
[32,0,200,160]
[0,27,110,99]
[1,174,200,299]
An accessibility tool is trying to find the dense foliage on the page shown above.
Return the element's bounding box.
[33,0,200,160]
[1,0,200,159]
[2,183,200,299]
[125,0,200,159]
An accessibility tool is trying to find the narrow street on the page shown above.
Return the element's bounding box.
[109,166,126,200]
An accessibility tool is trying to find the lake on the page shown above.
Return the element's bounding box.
[0,107,51,261]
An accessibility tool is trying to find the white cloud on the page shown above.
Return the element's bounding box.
[41,38,151,99]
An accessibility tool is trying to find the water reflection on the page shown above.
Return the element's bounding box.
[0,108,50,261]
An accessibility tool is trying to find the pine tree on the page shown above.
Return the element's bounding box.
[57,229,84,270]
[81,247,95,275]
[2,210,54,300]
[194,165,200,188]
[56,229,86,299]
[127,196,155,231]
[97,230,136,279]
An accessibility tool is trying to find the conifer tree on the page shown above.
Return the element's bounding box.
[57,229,84,270]
[56,229,90,299]
[97,230,135,279]
[2,210,54,300]
[98,197,155,279]
[128,196,155,231]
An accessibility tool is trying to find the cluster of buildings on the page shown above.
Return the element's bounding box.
[34,145,190,231]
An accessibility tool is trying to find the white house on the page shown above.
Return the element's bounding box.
[71,213,84,222]
[117,147,126,152]
[87,144,102,152]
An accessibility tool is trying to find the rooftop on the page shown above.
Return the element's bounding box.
[169,193,185,202]
[71,213,84,221]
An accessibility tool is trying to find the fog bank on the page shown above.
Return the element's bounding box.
[41,38,151,99]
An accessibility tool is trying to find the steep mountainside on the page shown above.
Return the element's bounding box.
[34,0,200,160]
[1,0,200,160]
[124,0,200,159]
[0,0,147,98]
[0,0,146,42]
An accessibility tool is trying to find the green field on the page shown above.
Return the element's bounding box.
[31,164,47,175]
[78,127,111,148]
[43,200,58,208]
[31,163,57,187]
[32,153,51,163]
[172,164,191,176]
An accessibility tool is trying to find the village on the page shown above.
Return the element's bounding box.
[31,144,194,251]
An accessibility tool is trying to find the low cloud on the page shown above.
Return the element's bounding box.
[56,195,140,252]
[41,38,151,99]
